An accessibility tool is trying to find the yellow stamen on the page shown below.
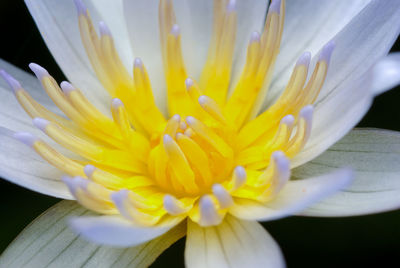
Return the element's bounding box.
[6,0,335,227]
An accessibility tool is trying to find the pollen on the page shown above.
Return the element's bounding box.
[2,0,334,227]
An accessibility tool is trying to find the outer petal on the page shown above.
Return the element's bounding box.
[24,0,121,113]
[295,129,400,217]
[370,52,400,96]
[185,215,285,268]
[123,0,268,114]
[0,201,186,268]
[267,0,371,106]
[70,214,183,247]
[230,169,353,221]
[292,0,400,167]
[0,127,71,199]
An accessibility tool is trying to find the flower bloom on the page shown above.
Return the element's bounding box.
[0,0,400,267]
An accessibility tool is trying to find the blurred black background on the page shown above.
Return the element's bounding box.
[0,1,400,268]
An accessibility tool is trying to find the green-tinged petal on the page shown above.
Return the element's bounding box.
[295,128,400,217]
[0,201,186,268]
[230,169,353,222]
[185,215,285,268]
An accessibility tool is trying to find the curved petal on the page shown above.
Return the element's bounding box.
[185,216,285,268]
[123,0,268,113]
[292,0,400,167]
[0,127,71,199]
[371,52,400,96]
[69,214,183,247]
[230,169,353,222]
[24,0,114,113]
[294,129,400,217]
[266,0,371,106]
[0,201,186,268]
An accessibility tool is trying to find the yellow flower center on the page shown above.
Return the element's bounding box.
[9,0,333,227]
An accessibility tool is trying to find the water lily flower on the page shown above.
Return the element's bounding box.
[1,0,400,267]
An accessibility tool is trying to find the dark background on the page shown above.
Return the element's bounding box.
[1,1,400,267]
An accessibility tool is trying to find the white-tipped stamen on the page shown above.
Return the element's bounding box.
[60,81,76,95]
[212,184,234,209]
[226,0,236,12]
[268,0,281,14]
[163,194,190,215]
[99,21,111,36]
[110,189,133,220]
[199,195,223,227]
[319,41,335,63]
[0,70,22,93]
[296,51,312,67]
[271,151,291,190]
[29,63,49,81]
[250,31,261,43]
[84,164,96,179]
[171,24,180,37]
[111,98,123,108]
[73,0,87,15]
[13,132,37,147]
[232,166,247,190]
[32,117,50,131]
[134,57,143,68]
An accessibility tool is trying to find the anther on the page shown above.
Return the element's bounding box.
[233,166,247,189]
[29,63,49,81]
[185,78,193,89]
[0,70,22,93]
[99,21,111,36]
[134,58,143,69]
[226,0,237,12]
[199,195,223,227]
[250,31,261,43]
[296,52,312,67]
[171,24,180,37]
[319,41,335,63]
[111,98,124,108]
[212,184,234,209]
[84,164,96,179]
[73,0,87,15]
[269,0,282,14]
[60,81,76,95]
[13,132,37,147]
[163,194,190,215]
[33,117,50,131]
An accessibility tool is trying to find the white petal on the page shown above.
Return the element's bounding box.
[371,52,400,95]
[230,169,353,221]
[185,216,285,268]
[294,129,400,217]
[266,0,371,106]
[292,0,400,167]
[123,0,268,114]
[0,201,185,268]
[0,127,71,199]
[24,0,111,113]
[70,215,181,247]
